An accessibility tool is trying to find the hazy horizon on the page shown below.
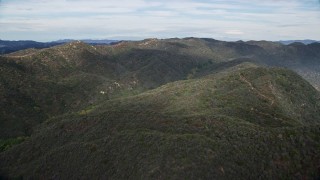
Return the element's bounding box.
[1,37,320,43]
[1,0,320,42]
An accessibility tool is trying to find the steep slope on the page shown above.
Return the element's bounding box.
[0,58,47,138]
[1,65,319,179]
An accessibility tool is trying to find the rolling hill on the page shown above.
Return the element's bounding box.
[0,38,319,179]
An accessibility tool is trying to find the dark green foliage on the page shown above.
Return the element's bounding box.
[0,38,320,179]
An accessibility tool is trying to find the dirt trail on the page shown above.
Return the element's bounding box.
[239,73,274,105]
[6,52,36,58]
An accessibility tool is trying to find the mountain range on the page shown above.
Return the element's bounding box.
[0,39,119,55]
[2,38,319,55]
[0,38,319,179]
[278,39,320,45]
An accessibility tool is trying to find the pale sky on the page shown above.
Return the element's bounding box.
[0,0,320,42]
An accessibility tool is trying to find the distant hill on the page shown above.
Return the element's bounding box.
[0,38,320,179]
[0,40,62,54]
[278,39,320,45]
[52,39,119,44]
[0,39,119,54]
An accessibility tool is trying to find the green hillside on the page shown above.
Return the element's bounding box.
[1,64,320,179]
[0,38,320,179]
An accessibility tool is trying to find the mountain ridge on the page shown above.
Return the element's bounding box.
[0,39,119,55]
[278,39,320,45]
